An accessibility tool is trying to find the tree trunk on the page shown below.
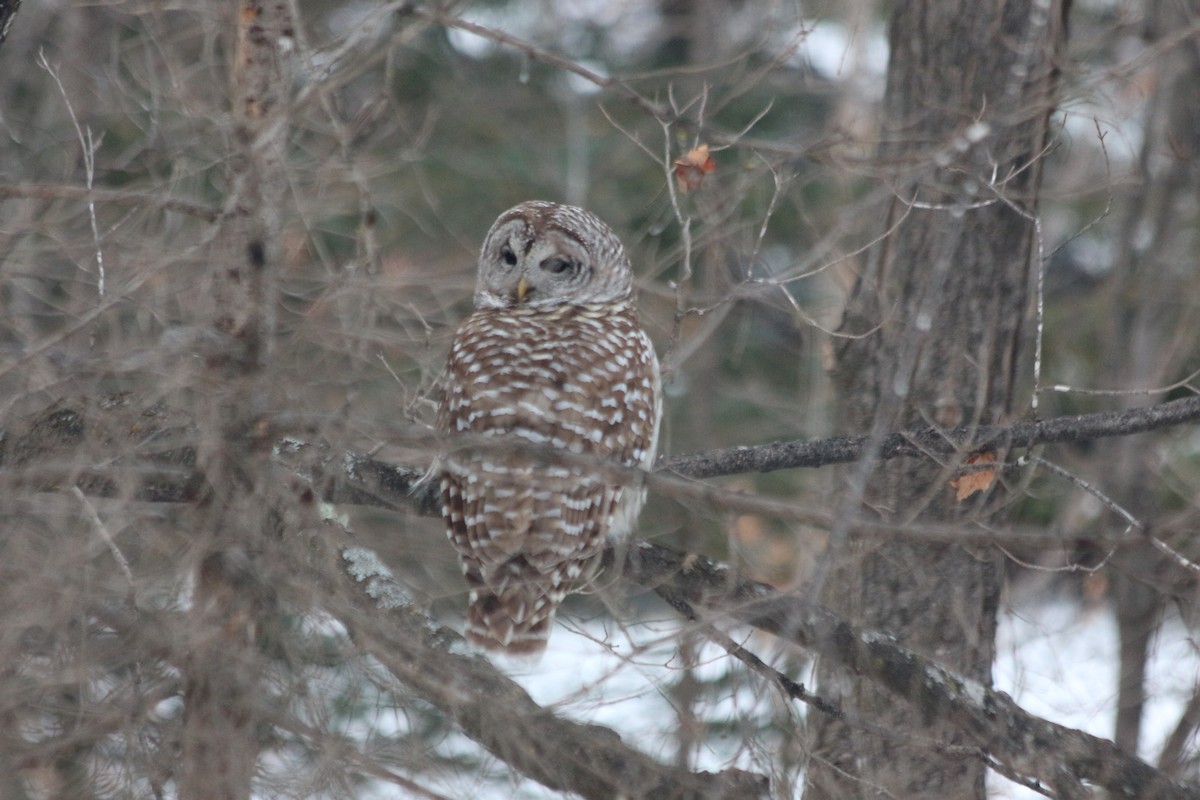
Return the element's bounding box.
[807,1,1069,796]
[177,2,294,798]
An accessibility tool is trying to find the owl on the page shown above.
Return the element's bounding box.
[437,201,661,656]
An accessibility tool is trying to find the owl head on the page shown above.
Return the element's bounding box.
[474,201,633,310]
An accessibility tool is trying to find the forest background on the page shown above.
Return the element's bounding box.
[2,0,1200,798]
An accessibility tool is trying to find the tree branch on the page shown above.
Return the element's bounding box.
[0,183,220,222]
[617,541,1200,799]
[6,394,1199,550]
[661,394,1200,479]
[315,543,769,800]
[658,592,1056,798]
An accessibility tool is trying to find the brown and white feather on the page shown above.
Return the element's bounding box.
[437,201,660,656]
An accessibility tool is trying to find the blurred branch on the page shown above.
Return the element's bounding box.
[407,4,670,121]
[1159,685,1200,777]
[0,0,19,48]
[0,183,220,222]
[406,0,812,161]
[316,543,769,800]
[620,541,1200,800]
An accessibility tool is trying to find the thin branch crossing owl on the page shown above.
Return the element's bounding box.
[437,201,661,656]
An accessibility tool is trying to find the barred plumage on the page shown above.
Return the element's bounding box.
[437,201,661,656]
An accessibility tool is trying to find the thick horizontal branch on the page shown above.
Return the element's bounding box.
[661,394,1200,479]
[315,543,768,800]
[615,541,1200,800]
[334,449,1136,555]
[8,395,1198,553]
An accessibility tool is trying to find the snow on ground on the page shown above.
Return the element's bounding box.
[506,615,796,789]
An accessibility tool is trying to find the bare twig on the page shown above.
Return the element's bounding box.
[37,52,106,300]
[408,5,669,121]
[1026,455,1200,575]
[0,183,221,222]
[0,0,20,48]
[72,486,134,585]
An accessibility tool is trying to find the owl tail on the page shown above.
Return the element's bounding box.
[466,562,564,657]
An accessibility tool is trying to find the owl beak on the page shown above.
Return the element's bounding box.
[515,276,530,303]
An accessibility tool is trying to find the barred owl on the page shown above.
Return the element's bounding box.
[438,201,661,656]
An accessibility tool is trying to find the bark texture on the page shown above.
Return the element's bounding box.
[808,1,1069,796]
[178,2,294,799]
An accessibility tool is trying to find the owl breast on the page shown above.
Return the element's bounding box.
[442,303,657,464]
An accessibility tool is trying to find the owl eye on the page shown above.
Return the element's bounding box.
[540,256,578,276]
[500,245,517,267]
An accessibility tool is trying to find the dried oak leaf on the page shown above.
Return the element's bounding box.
[950,452,998,501]
[674,144,716,193]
